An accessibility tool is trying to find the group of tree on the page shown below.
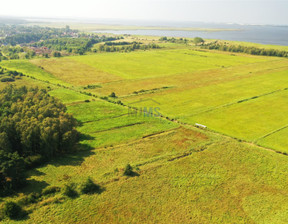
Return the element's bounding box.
[0,67,23,82]
[0,45,38,61]
[159,36,189,44]
[104,41,138,46]
[0,25,78,46]
[0,25,125,59]
[31,36,121,56]
[98,42,160,53]
[202,42,288,57]
[0,85,79,196]
[159,36,205,45]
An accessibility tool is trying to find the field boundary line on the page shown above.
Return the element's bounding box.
[95,127,181,152]
[91,122,145,133]
[83,113,129,124]
[254,124,288,143]
[101,141,216,186]
[119,86,174,99]
[190,88,287,117]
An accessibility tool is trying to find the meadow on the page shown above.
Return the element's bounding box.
[1,37,288,223]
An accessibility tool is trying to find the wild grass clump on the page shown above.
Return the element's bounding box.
[80,177,101,194]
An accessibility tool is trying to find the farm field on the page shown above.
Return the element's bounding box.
[191,90,288,142]
[30,58,122,86]
[2,39,288,223]
[2,45,288,152]
[0,60,71,87]
[71,49,269,79]
[257,127,288,153]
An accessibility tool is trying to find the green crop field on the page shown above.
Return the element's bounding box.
[2,37,288,223]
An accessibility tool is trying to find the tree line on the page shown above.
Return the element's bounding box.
[98,42,160,53]
[159,36,189,44]
[32,36,122,55]
[0,85,79,196]
[202,42,288,57]
[104,41,134,46]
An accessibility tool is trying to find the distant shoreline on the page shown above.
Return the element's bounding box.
[94,28,288,46]
[26,22,288,46]
[27,22,241,32]
[88,25,240,32]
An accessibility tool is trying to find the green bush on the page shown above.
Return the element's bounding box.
[109,92,117,98]
[2,201,26,220]
[1,77,15,82]
[42,186,61,196]
[123,164,134,176]
[62,183,78,198]
[84,84,101,89]
[80,177,101,194]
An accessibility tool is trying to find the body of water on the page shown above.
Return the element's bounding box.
[94,23,288,46]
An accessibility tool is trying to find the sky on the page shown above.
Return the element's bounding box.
[0,0,287,25]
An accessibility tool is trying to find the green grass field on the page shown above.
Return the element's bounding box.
[2,39,288,223]
[2,46,288,152]
[4,130,288,223]
[0,60,70,87]
[30,58,122,86]
[190,90,288,142]
[71,49,269,79]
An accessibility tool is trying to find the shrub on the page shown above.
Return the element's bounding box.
[2,201,26,220]
[123,164,134,176]
[62,183,78,198]
[84,84,101,89]
[42,186,61,196]
[80,177,101,194]
[109,92,117,98]
[1,77,14,82]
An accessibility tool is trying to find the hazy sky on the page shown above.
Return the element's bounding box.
[1,0,287,25]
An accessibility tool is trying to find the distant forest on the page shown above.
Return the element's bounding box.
[0,25,122,60]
